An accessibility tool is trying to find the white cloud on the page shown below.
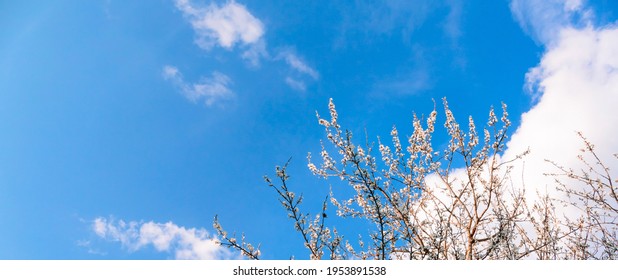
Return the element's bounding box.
[173,0,459,95]
[172,1,320,92]
[280,51,319,80]
[163,65,234,106]
[92,217,236,260]
[509,0,593,45]
[503,25,618,206]
[408,2,618,258]
[174,0,264,50]
[497,2,618,217]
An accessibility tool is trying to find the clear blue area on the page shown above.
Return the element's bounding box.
[0,0,615,259]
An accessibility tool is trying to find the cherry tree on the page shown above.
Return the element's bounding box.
[214,99,617,260]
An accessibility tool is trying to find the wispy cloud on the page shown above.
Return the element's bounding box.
[285,77,306,92]
[279,51,319,80]
[371,68,431,97]
[355,0,432,35]
[174,0,265,50]
[241,39,269,67]
[276,51,319,91]
[163,65,234,106]
[370,45,432,97]
[92,217,237,260]
[76,239,107,256]
[509,0,593,45]
[443,0,464,42]
[335,1,465,46]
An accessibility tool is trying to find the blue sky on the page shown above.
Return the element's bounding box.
[1,0,617,259]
